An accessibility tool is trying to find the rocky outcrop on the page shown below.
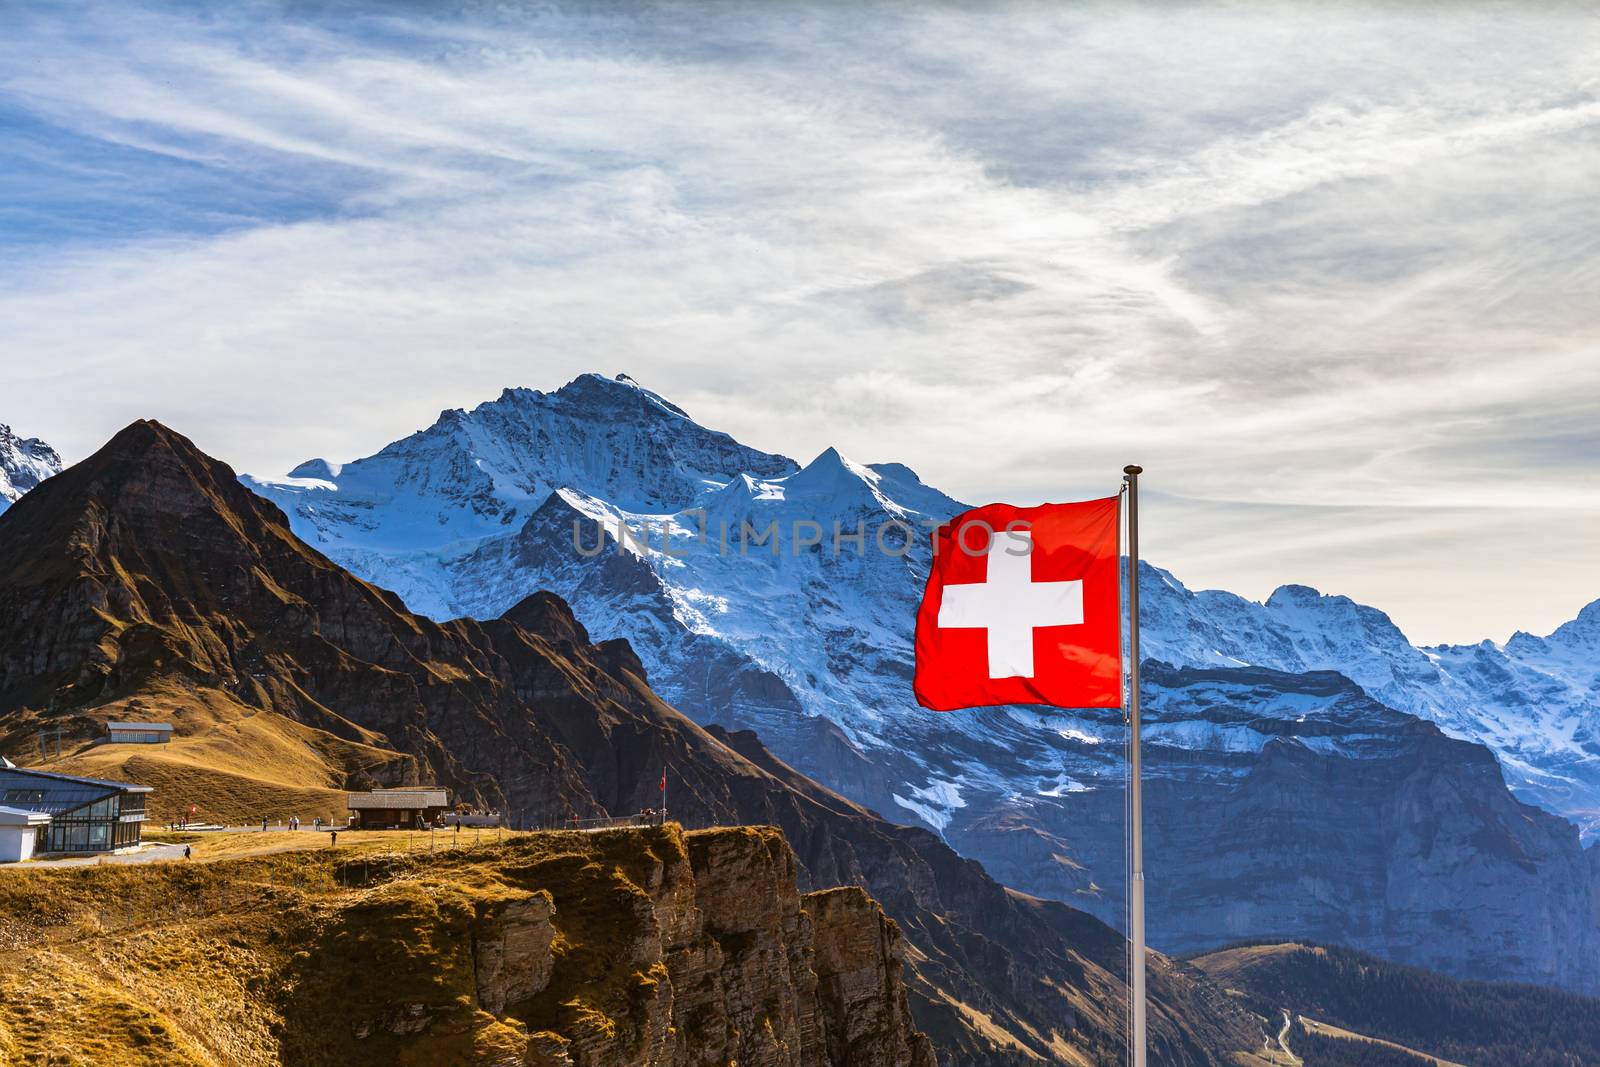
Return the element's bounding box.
[475,889,558,1014]
[806,888,935,1067]
[305,826,933,1067]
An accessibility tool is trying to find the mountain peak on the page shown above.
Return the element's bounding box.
[80,420,220,482]
[548,372,692,420]
[784,446,878,496]
[1547,596,1600,650]
[1265,583,1328,608]
[499,589,591,647]
[16,420,280,542]
[286,457,341,481]
[0,422,65,511]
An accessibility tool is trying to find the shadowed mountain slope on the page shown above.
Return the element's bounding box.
[0,420,1266,1066]
[1193,941,1600,1067]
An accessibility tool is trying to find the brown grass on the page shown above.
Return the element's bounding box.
[30,681,416,826]
[0,824,707,1067]
[142,827,517,861]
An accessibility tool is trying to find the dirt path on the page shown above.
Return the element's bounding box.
[13,842,188,868]
[1277,1010,1300,1064]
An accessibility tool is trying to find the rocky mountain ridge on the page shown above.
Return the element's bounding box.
[0,419,1264,1065]
[963,664,1600,992]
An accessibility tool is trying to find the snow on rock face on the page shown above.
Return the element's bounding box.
[1139,562,1600,831]
[0,424,63,514]
[243,373,796,569]
[236,373,1600,859]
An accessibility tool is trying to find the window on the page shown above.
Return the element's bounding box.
[2,789,45,804]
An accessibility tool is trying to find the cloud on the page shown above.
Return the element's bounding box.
[0,0,1596,643]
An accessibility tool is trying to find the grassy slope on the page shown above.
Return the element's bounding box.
[23,680,416,827]
[0,825,737,1067]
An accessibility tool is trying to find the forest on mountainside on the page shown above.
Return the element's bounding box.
[1198,943,1600,1067]
[1287,1022,1432,1067]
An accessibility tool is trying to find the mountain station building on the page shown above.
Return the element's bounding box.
[0,767,151,857]
[105,722,173,744]
[346,787,451,829]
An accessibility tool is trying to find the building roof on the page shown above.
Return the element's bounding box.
[106,722,174,732]
[0,805,52,827]
[347,788,450,810]
[0,767,152,816]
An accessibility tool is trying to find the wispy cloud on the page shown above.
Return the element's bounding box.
[0,0,1597,642]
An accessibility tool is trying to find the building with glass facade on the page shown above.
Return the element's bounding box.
[0,767,151,854]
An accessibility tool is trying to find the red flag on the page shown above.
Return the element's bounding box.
[914,497,1122,711]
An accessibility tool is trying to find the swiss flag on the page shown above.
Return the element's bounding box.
[914,497,1122,710]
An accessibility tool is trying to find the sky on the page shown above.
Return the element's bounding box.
[1,0,1597,645]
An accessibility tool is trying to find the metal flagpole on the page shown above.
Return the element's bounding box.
[1123,463,1147,1067]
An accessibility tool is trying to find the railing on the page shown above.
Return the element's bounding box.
[533,813,671,832]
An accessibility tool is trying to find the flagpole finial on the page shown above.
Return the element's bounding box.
[1123,464,1143,476]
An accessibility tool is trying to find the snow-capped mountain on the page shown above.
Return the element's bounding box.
[245,373,1599,834]
[241,374,1600,985]
[1137,568,1600,833]
[0,424,62,514]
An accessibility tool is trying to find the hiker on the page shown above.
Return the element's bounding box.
[330,829,338,847]
[261,816,268,832]
[183,845,192,860]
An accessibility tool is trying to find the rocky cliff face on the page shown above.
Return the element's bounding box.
[335,825,935,1067]
[0,825,931,1067]
[0,420,1264,1065]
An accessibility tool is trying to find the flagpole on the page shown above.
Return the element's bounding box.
[1123,463,1147,1067]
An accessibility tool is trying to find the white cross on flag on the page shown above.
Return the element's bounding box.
[913,498,1122,710]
